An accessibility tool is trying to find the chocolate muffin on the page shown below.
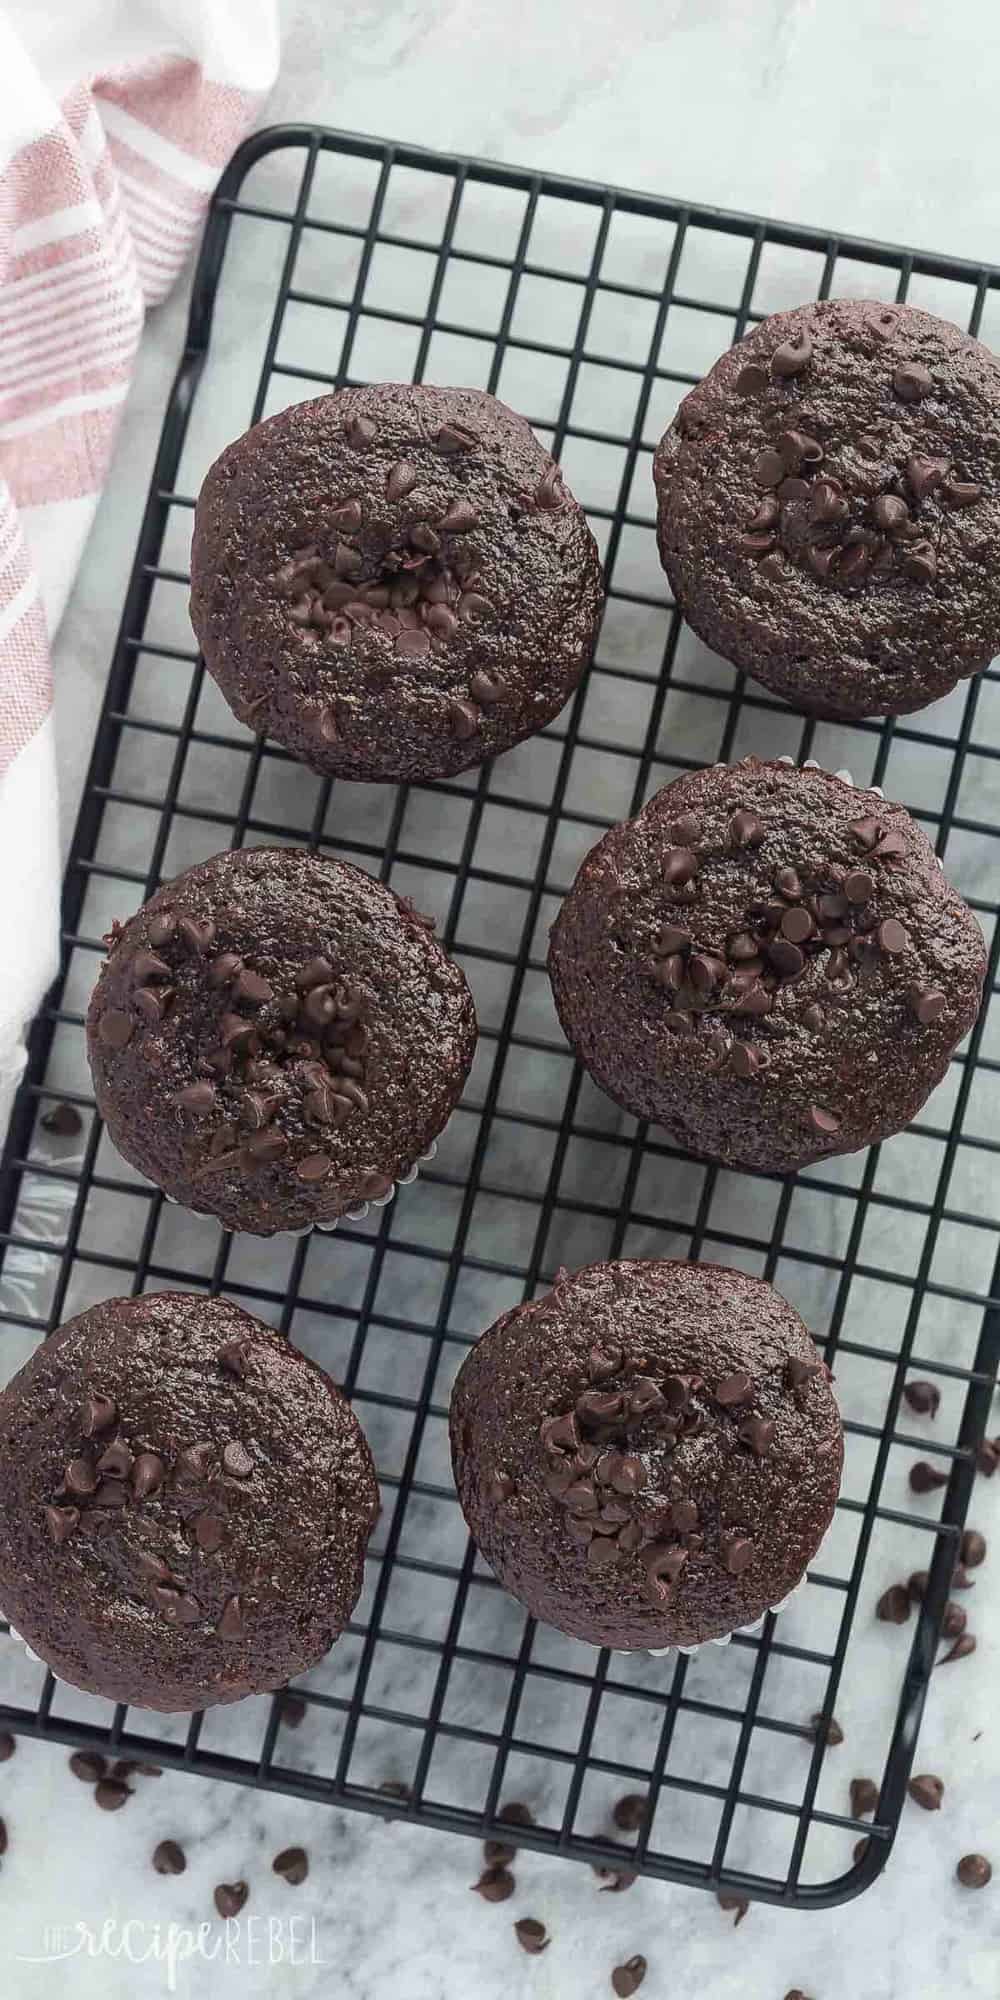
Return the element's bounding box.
[189,384,603,781]
[451,1259,841,1650]
[548,758,986,1174]
[654,299,1000,719]
[0,1293,379,1709]
[86,845,476,1234]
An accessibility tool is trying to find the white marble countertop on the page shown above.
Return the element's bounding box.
[3,3,1000,1995]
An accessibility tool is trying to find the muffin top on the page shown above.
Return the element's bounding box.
[654,299,1000,718]
[450,1259,842,1649]
[190,384,603,781]
[87,846,477,1232]
[0,1293,379,1709]
[548,758,986,1173]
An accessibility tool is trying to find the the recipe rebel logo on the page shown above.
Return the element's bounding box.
[14,1914,328,1989]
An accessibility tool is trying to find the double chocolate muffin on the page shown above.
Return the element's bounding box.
[190,384,604,782]
[0,1293,379,1710]
[548,758,986,1174]
[451,1259,842,1650]
[87,845,476,1234]
[654,299,1000,718]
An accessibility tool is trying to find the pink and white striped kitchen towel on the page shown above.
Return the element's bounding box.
[0,0,279,1127]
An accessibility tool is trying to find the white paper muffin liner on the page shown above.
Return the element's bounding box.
[160,1131,443,1238]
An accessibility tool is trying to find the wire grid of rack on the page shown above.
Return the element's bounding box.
[1,126,999,1911]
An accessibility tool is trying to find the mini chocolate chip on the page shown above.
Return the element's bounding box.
[612,1793,648,1833]
[45,1504,79,1544]
[735,364,768,395]
[440,497,480,534]
[98,1010,133,1050]
[942,1601,967,1637]
[942,474,983,509]
[738,1416,776,1455]
[296,1151,331,1183]
[214,1881,249,1920]
[939,1632,977,1665]
[469,668,503,705]
[731,1042,761,1078]
[873,493,910,533]
[436,422,477,452]
[131,1456,166,1504]
[748,495,781,532]
[177,1441,214,1483]
[735,530,777,558]
[610,1959,648,2000]
[40,1100,84,1138]
[908,983,947,1025]
[95,1779,130,1812]
[147,912,176,948]
[754,447,785,487]
[909,1460,948,1493]
[153,1840,187,1875]
[908,1773,944,1811]
[956,1853,992,1888]
[513,1918,549,1955]
[273,1846,309,1886]
[717,1892,750,1925]
[960,1528,986,1567]
[810,1713,844,1746]
[772,330,813,378]
[91,1479,126,1512]
[386,459,417,501]
[64,1456,97,1497]
[172,1081,217,1116]
[714,1371,753,1408]
[153,1586,202,1626]
[232,968,273,1006]
[728,809,764,848]
[878,918,908,954]
[663,845,698,885]
[69,1750,107,1783]
[901,539,937,583]
[721,1534,755,1575]
[876,1583,911,1624]
[471,1866,515,1902]
[97,1440,133,1480]
[177,916,215,954]
[448,698,482,739]
[850,1777,879,1818]
[809,1105,841,1135]
[903,1379,941,1417]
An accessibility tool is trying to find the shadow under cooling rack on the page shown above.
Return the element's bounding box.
[1,124,999,1912]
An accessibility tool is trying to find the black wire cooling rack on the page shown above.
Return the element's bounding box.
[1,126,999,1912]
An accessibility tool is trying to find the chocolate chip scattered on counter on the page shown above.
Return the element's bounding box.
[909,1460,949,1493]
[976,1440,999,1477]
[810,1712,844,1746]
[903,1379,941,1418]
[853,1838,870,1865]
[956,1853,992,1889]
[94,1779,130,1812]
[877,1584,912,1624]
[40,1102,83,1137]
[612,1793,648,1832]
[939,1633,977,1666]
[471,1866,515,1902]
[514,1919,549,1955]
[942,1602,968,1638]
[153,1841,187,1876]
[961,1529,987,1568]
[377,1780,412,1806]
[497,1800,535,1829]
[273,1847,309,1886]
[908,1774,944,1811]
[214,1881,249,1920]
[597,1869,638,1893]
[850,1778,879,1818]
[611,1956,648,1998]
[951,1564,975,1590]
[907,1570,929,1602]
[0,1732,15,1762]
[717,1892,749,1925]
[279,1694,308,1728]
[484,1840,516,1868]
[784,1990,814,2000]
[68,1750,107,1783]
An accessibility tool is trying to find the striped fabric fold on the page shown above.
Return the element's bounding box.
[0,1,278,1126]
